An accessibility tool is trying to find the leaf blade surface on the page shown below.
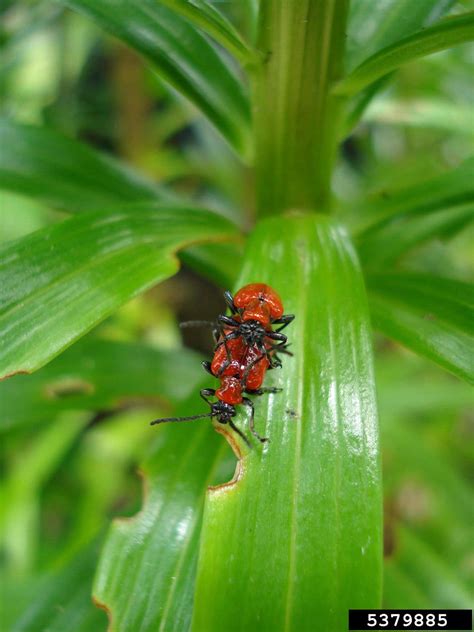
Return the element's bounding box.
[337,12,474,96]
[0,206,237,378]
[0,339,204,430]
[368,273,474,383]
[191,214,382,631]
[0,118,167,212]
[156,0,257,65]
[93,410,232,632]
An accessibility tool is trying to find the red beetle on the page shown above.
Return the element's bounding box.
[151,284,293,445]
[179,284,294,368]
[151,327,280,445]
[234,283,284,326]
[150,376,278,445]
[208,325,271,390]
[216,283,294,368]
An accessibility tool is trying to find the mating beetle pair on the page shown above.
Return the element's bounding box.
[151,283,294,446]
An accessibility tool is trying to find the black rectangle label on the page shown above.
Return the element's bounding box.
[348,609,472,630]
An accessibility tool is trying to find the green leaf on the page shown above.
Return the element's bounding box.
[356,158,474,265]
[346,0,456,70]
[192,215,382,631]
[357,156,474,232]
[60,0,252,158]
[7,541,107,632]
[1,413,91,576]
[241,0,259,43]
[0,338,204,431]
[340,75,393,138]
[0,118,168,213]
[335,12,474,96]
[156,0,258,66]
[93,402,232,632]
[368,273,474,383]
[0,206,237,379]
[344,0,456,130]
[358,202,474,267]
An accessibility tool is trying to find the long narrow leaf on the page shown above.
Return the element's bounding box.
[341,75,393,138]
[1,413,91,576]
[0,339,204,431]
[0,118,167,212]
[157,0,258,65]
[192,215,382,630]
[93,403,232,632]
[357,156,474,232]
[60,0,252,158]
[0,119,241,281]
[358,203,474,267]
[346,0,455,70]
[344,0,455,130]
[0,206,237,379]
[368,273,474,383]
[335,12,474,96]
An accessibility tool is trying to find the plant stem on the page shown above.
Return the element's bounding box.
[252,0,349,217]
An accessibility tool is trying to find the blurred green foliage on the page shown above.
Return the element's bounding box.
[0,1,472,630]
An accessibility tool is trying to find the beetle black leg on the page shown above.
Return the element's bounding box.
[272,314,295,332]
[257,339,284,369]
[243,397,268,443]
[261,340,283,368]
[214,329,241,371]
[265,331,287,343]
[200,388,215,405]
[275,342,293,357]
[224,290,238,315]
[216,319,238,367]
[214,330,241,350]
[228,420,251,447]
[217,315,240,328]
[202,361,214,376]
[268,340,293,363]
[211,326,221,344]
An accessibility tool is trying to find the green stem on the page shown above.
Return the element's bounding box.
[252,0,349,217]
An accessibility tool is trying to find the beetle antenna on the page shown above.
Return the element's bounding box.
[150,412,212,425]
[179,320,215,329]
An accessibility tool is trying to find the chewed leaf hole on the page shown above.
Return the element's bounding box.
[44,378,95,399]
